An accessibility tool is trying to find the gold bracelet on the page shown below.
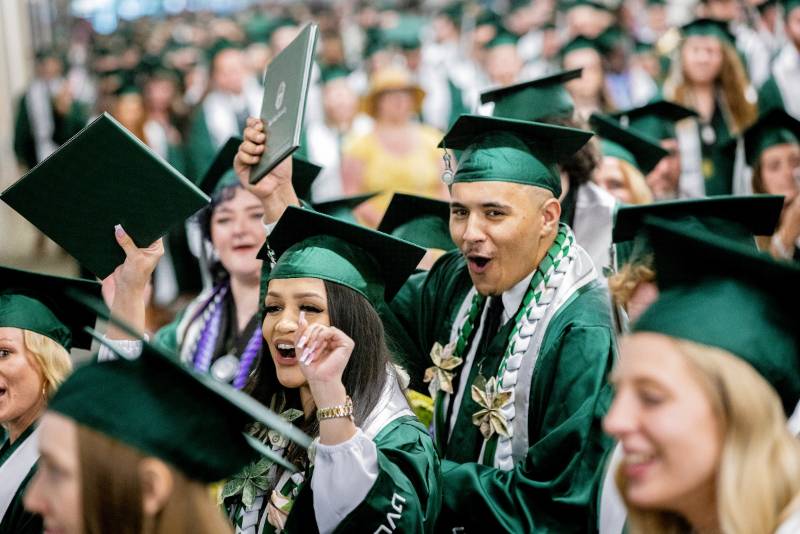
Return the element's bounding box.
[316,396,354,422]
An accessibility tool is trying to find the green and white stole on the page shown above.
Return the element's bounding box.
[428,225,596,469]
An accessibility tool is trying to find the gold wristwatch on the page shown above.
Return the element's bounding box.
[316,396,354,422]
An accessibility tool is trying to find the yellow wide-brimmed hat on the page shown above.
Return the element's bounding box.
[361,66,426,118]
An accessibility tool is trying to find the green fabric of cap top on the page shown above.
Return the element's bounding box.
[439,114,593,197]
[0,294,71,350]
[263,206,425,306]
[0,265,103,350]
[590,113,668,174]
[559,35,606,59]
[610,100,698,140]
[319,64,351,84]
[681,18,735,45]
[743,108,800,166]
[634,216,800,415]
[377,192,455,251]
[613,195,784,267]
[480,68,582,122]
[485,27,519,49]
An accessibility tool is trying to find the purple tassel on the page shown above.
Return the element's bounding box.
[193,284,228,372]
[233,328,263,390]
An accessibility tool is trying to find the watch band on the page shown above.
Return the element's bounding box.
[316,396,354,422]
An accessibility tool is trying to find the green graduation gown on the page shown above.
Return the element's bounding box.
[0,425,42,534]
[225,376,441,533]
[390,245,616,532]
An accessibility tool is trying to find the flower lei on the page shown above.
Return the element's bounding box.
[476,225,575,470]
[427,225,575,468]
[190,280,263,390]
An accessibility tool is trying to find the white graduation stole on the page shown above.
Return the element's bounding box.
[0,426,40,518]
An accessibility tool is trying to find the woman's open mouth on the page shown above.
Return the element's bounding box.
[274,342,298,364]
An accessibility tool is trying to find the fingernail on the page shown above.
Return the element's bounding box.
[297,335,307,349]
[300,347,311,363]
[114,224,124,238]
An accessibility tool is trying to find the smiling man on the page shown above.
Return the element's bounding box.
[235,113,617,532]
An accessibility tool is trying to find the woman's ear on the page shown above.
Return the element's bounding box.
[139,457,174,517]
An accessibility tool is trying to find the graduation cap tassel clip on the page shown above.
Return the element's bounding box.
[441,144,455,186]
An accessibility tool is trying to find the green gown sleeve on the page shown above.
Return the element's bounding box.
[437,322,616,533]
[389,251,473,384]
[284,416,442,533]
[0,468,42,534]
[152,308,186,353]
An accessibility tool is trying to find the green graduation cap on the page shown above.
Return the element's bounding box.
[206,39,243,64]
[755,0,778,12]
[480,68,582,122]
[293,155,323,202]
[312,192,380,222]
[559,35,607,59]
[782,0,800,15]
[634,216,800,415]
[261,206,426,306]
[610,100,698,140]
[1,113,210,279]
[0,265,103,351]
[590,113,669,174]
[613,195,784,266]
[439,114,593,197]
[48,330,309,482]
[681,18,735,45]
[319,64,351,84]
[377,193,456,251]
[485,26,519,49]
[197,136,242,196]
[383,16,423,50]
[439,2,465,24]
[743,108,800,167]
[561,0,615,12]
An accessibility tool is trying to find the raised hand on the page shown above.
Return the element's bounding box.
[234,117,294,200]
[294,311,354,390]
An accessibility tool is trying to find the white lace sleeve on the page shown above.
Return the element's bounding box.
[96,337,145,362]
[310,429,379,534]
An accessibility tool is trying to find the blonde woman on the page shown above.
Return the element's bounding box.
[590,113,667,205]
[604,217,800,534]
[0,266,100,534]
[663,18,758,197]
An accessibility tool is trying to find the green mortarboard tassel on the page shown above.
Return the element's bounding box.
[480,68,581,122]
[681,18,735,45]
[743,108,800,167]
[633,216,800,415]
[612,195,785,267]
[0,265,103,351]
[610,100,698,141]
[439,114,593,197]
[590,113,669,174]
[377,193,456,251]
[261,206,425,307]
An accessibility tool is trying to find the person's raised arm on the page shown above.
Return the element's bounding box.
[234,117,300,225]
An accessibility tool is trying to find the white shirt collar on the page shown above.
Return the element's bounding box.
[500,270,535,324]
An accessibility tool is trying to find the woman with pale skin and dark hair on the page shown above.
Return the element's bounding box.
[603,217,800,534]
[743,108,800,262]
[663,18,758,197]
[0,267,100,534]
